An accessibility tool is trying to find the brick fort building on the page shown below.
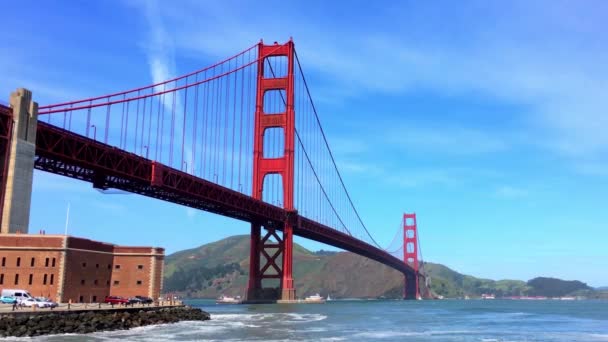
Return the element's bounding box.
[0,233,164,303]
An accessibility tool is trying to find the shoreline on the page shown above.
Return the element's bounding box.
[0,305,210,337]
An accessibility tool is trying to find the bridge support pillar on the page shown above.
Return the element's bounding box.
[280,223,296,301]
[404,273,418,300]
[1,89,38,234]
[246,223,294,302]
[403,213,421,299]
[246,40,297,303]
[246,223,262,300]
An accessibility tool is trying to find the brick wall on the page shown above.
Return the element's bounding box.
[0,235,63,248]
[67,236,113,253]
[0,235,164,303]
[62,249,113,303]
[110,248,160,299]
[0,249,62,301]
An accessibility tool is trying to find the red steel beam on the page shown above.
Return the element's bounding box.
[34,121,417,283]
[35,121,285,226]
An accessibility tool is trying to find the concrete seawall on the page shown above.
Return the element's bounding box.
[0,305,210,337]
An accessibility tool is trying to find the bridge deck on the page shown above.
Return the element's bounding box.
[34,121,416,278]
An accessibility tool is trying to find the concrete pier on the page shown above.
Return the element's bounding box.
[1,88,38,234]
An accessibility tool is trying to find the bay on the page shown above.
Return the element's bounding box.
[12,299,608,341]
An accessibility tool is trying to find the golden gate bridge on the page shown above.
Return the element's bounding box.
[0,39,429,301]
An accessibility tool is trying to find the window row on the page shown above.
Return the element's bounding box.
[111,280,144,286]
[78,295,99,303]
[0,273,54,285]
[77,279,145,286]
[1,259,145,270]
[1,257,56,268]
[79,263,145,270]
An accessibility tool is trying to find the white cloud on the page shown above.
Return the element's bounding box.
[337,160,382,175]
[386,169,456,188]
[124,1,608,182]
[152,2,607,162]
[386,122,511,156]
[330,137,370,156]
[380,166,503,189]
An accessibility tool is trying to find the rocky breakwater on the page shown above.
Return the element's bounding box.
[0,305,210,337]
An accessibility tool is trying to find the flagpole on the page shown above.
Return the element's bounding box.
[64,202,70,236]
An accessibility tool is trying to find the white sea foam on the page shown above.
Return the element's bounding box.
[212,312,327,325]
[577,333,608,341]
[351,329,478,339]
[283,313,327,323]
[318,337,347,341]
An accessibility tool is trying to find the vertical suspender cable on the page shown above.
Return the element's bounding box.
[134,91,140,152]
[181,79,189,171]
[140,94,147,155]
[192,74,199,176]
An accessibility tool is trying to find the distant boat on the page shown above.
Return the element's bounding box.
[481,294,496,299]
[304,293,325,303]
[327,294,332,301]
[216,295,242,304]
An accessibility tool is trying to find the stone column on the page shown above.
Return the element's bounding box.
[1,88,38,234]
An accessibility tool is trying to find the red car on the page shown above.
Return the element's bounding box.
[104,296,130,305]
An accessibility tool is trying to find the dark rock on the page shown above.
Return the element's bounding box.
[0,306,209,337]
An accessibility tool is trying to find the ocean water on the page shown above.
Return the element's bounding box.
[8,299,608,341]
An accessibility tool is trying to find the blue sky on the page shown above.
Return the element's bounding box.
[1,1,607,286]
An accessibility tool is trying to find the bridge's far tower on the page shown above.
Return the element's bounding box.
[403,212,421,299]
[0,89,38,234]
[247,40,297,302]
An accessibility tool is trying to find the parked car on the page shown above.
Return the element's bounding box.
[0,296,17,304]
[20,298,48,308]
[128,297,142,304]
[104,296,130,305]
[1,289,33,303]
[35,298,58,308]
[134,296,153,304]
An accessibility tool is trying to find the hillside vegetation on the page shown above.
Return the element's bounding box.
[163,235,599,299]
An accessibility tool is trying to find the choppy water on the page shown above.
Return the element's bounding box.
[7,299,608,341]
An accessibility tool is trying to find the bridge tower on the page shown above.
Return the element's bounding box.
[403,212,421,299]
[247,41,297,302]
[0,89,38,234]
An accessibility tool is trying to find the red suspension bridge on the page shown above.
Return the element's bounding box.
[0,40,428,301]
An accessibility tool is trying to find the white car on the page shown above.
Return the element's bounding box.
[20,298,48,308]
[35,297,58,308]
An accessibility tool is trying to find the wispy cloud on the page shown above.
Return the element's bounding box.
[386,122,511,156]
[133,0,196,173]
[138,0,176,87]
[144,1,608,162]
[337,160,382,175]
[330,137,370,156]
[386,169,457,188]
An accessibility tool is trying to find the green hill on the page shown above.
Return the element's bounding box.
[163,235,403,298]
[421,261,530,298]
[526,277,591,297]
[163,235,597,299]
